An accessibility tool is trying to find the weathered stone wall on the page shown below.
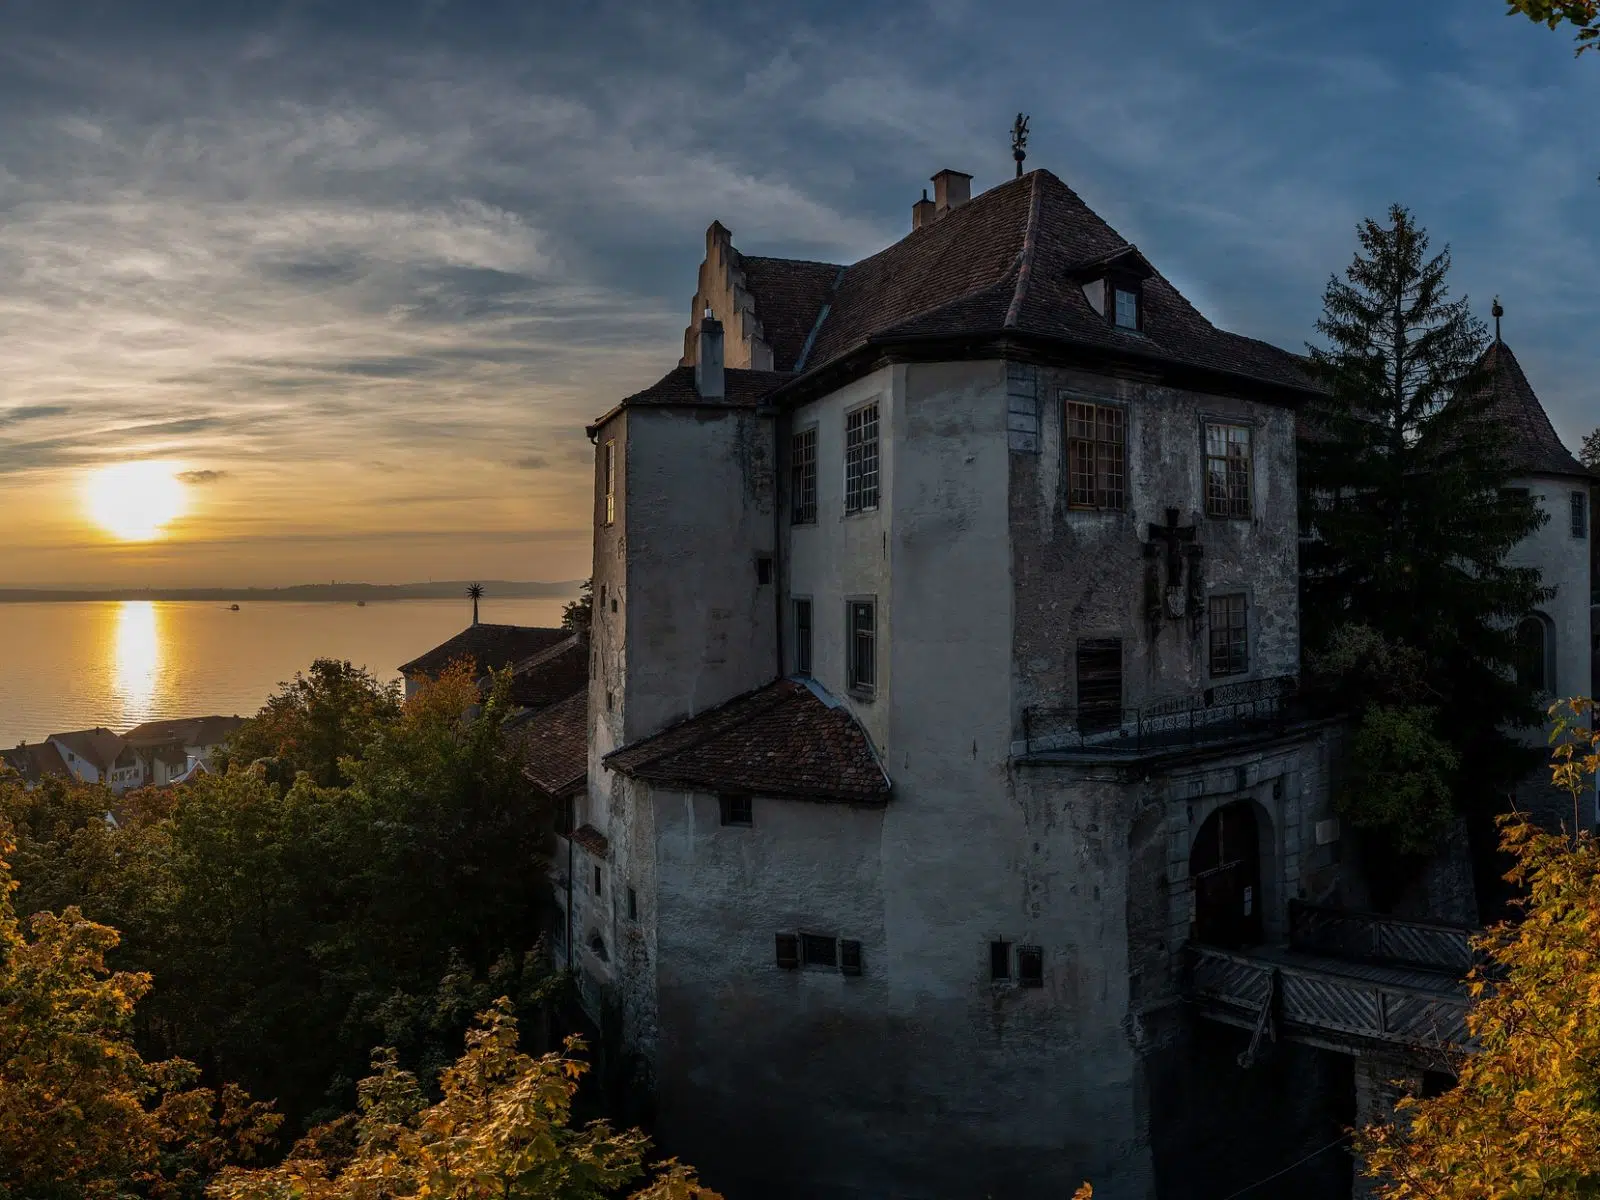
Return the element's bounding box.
[1009,362,1301,720]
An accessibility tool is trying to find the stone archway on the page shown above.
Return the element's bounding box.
[1190,800,1264,948]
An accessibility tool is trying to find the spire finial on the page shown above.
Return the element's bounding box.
[1011,113,1030,178]
[1492,295,1504,344]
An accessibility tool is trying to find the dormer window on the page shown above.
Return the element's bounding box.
[1113,285,1139,330]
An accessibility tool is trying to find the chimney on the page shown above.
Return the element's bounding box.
[695,308,725,399]
[911,187,936,231]
[931,169,972,218]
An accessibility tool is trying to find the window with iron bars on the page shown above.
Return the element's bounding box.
[791,427,818,524]
[1205,423,1251,519]
[844,403,880,513]
[1075,638,1122,732]
[1208,594,1249,676]
[1066,400,1125,510]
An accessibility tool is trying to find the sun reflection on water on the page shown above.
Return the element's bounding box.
[113,601,160,727]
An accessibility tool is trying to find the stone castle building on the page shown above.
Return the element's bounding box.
[551,166,1593,1198]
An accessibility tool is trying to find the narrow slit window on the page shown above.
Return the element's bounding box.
[1208,594,1249,677]
[756,556,774,585]
[603,440,616,525]
[801,934,837,968]
[794,598,813,676]
[627,887,638,921]
[1065,401,1125,510]
[1205,423,1252,519]
[1075,638,1122,732]
[989,940,1012,981]
[791,427,818,524]
[593,865,602,896]
[1573,490,1588,539]
[844,403,880,513]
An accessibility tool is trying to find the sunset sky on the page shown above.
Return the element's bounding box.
[2,0,1596,589]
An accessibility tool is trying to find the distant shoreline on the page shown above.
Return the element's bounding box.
[0,580,583,603]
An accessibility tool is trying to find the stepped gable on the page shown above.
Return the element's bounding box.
[1477,340,1592,479]
[514,691,587,799]
[399,623,569,679]
[737,256,842,372]
[507,634,588,710]
[604,678,890,804]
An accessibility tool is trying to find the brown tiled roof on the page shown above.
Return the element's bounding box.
[48,728,128,773]
[604,678,890,804]
[508,635,587,710]
[570,823,609,858]
[399,623,569,679]
[620,366,791,410]
[738,256,842,372]
[514,691,588,798]
[124,715,245,747]
[1476,340,1592,479]
[1,741,70,784]
[799,170,1316,393]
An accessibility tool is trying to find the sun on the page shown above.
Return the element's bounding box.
[84,461,188,542]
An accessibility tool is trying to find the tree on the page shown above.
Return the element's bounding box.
[208,1000,721,1200]
[0,827,277,1198]
[1358,698,1600,1196]
[1581,427,1599,470]
[1300,205,1550,859]
[562,579,593,635]
[1507,0,1600,54]
[223,659,401,787]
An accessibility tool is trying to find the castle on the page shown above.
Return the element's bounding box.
[553,165,1593,1198]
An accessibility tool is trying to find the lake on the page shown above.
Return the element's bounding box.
[0,598,573,748]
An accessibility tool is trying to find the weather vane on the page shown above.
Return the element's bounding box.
[1011,113,1030,178]
[1492,295,1503,343]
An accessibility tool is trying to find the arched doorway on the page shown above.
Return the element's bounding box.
[1190,800,1264,948]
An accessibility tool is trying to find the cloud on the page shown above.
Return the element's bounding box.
[513,455,548,470]
[177,469,227,484]
[0,404,70,426]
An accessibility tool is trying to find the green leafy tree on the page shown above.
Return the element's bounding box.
[1508,0,1600,53]
[208,1001,721,1200]
[1581,427,1600,470]
[1301,206,1550,858]
[1359,699,1600,1196]
[223,659,401,787]
[0,827,278,1198]
[562,579,593,634]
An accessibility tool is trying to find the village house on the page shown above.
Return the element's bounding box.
[122,715,247,786]
[534,160,1593,1199]
[48,727,145,793]
[398,622,575,700]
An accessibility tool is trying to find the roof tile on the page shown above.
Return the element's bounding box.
[1477,340,1592,479]
[514,691,588,798]
[399,624,570,679]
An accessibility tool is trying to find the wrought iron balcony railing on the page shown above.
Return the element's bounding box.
[1019,674,1300,756]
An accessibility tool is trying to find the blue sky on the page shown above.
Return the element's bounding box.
[0,0,1594,586]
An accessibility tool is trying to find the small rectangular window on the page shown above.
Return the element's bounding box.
[794,598,813,676]
[989,940,1012,981]
[848,600,876,694]
[1076,638,1122,732]
[756,556,774,585]
[553,906,567,952]
[1017,945,1044,988]
[1065,401,1125,510]
[719,794,752,827]
[775,934,799,969]
[1208,594,1249,677]
[801,933,837,968]
[791,427,818,524]
[556,794,575,837]
[593,865,602,896]
[1205,423,1252,519]
[603,440,616,526]
[844,403,880,513]
[627,887,638,921]
[840,939,863,976]
[1114,287,1139,330]
[1573,490,1588,539]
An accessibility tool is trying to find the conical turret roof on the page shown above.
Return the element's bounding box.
[1476,339,1591,479]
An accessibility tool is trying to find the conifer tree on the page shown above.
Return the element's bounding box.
[1300,205,1549,853]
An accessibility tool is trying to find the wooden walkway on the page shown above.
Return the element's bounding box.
[1185,902,1475,1057]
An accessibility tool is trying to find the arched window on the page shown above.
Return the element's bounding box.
[1516,614,1553,694]
[588,932,609,962]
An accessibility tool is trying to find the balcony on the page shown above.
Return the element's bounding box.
[1018,674,1302,758]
